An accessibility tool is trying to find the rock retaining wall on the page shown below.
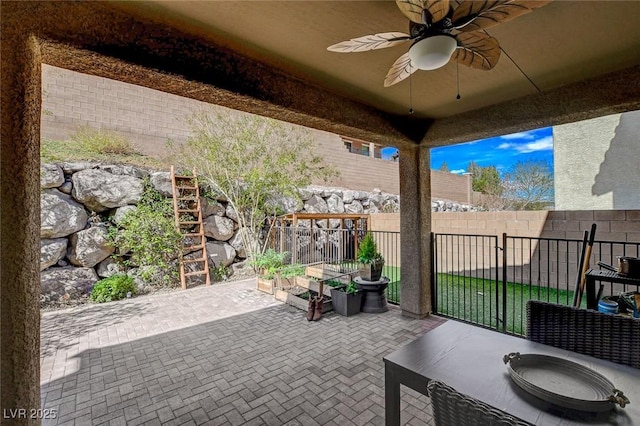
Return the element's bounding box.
[39,162,425,303]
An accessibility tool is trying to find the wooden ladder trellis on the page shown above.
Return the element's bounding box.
[170,165,211,289]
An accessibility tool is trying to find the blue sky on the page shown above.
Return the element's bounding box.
[382,127,553,175]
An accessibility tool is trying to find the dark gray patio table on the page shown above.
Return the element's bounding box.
[384,320,640,425]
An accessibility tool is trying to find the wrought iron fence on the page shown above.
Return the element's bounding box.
[267,226,401,304]
[431,233,501,330]
[432,232,640,336]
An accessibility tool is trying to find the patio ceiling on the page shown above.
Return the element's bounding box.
[112,0,640,145]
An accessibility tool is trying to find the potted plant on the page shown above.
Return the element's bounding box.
[251,249,288,294]
[357,232,384,282]
[330,281,363,316]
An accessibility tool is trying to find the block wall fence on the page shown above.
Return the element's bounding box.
[371,211,640,288]
[40,64,472,201]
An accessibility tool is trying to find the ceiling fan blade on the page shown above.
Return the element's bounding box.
[396,0,425,24]
[384,52,418,87]
[424,0,450,24]
[453,32,501,70]
[327,32,410,53]
[452,0,551,33]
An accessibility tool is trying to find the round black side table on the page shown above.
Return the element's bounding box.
[354,276,389,313]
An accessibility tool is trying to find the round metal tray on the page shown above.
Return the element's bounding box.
[503,352,629,412]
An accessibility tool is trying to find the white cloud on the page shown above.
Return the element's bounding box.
[498,142,513,149]
[450,169,466,174]
[500,131,536,140]
[515,136,553,153]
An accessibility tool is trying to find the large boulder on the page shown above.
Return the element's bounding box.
[228,228,259,258]
[206,241,237,267]
[40,267,98,302]
[366,205,380,214]
[344,200,364,214]
[225,205,239,223]
[67,226,115,267]
[316,218,341,229]
[41,189,89,238]
[112,205,138,226]
[321,187,343,198]
[96,257,125,278]
[72,169,143,212]
[204,215,235,241]
[266,194,303,214]
[98,164,148,179]
[59,180,73,194]
[342,190,355,204]
[298,187,313,201]
[40,238,68,271]
[353,190,369,200]
[60,162,98,174]
[200,197,226,218]
[326,194,345,214]
[304,194,329,214]
[150,172,173,197]
[41,163,64,188]
[368,193,384,210]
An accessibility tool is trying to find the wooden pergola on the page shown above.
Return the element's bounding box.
[272,213,370,264]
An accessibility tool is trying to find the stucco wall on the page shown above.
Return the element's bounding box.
[554,110,640,210]
[41,64,402,194]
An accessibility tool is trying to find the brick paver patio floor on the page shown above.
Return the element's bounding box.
[41,278,446,425]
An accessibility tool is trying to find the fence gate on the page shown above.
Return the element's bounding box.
[431,233,503,332]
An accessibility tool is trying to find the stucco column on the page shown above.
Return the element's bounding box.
[398,144,432,318]
[1,33,42,419]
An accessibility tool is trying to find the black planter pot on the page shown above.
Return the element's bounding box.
[358,260,385,281]
[330,287,363,316]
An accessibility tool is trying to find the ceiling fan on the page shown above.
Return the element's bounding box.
[327,0,551,87]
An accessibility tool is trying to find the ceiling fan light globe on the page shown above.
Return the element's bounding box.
[408,35,457,70]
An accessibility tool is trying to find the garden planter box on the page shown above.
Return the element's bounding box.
[330,287,363,317]
[256,277,276,294]
[275,288,333,313]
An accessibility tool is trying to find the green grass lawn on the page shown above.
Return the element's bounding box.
[384,265,401,304]
[381,268,586,336]
[435,273,585,335]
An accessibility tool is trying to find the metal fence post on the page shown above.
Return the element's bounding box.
[502,233,508,333]
[431,232,437,314]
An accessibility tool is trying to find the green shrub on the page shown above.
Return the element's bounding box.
[250,249,288,278]
[109,180,182,286]
[280,264,305,279]
[345,282,359,294]
[210,265,230,282]
[91,274,136,303]
[357,232,383,264]
[71,126,138,155]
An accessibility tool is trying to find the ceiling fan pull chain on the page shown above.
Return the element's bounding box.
[456,61,461,100]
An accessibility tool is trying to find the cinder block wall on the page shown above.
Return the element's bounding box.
[431,170,471,204]
[40,65,401,193]
[371,210,640,288]
[41,65,477,200]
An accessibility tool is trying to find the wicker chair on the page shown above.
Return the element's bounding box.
[526,300,640,369]
[427,380,533,426]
